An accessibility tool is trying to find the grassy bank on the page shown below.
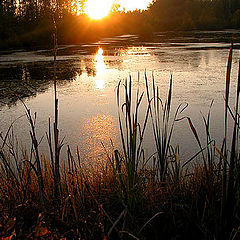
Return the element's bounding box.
[0,45,240,240]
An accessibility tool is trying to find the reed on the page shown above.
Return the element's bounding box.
[183,44,240,239]
[115,75,148,213]
[145,73,187,182]
[217,44,240,240]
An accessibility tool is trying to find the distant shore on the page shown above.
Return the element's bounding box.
[1,0,240,50]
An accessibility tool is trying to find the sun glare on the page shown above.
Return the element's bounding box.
[85,0,113,20]
[84,0,153,19]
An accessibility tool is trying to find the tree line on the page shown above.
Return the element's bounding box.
[0,0,240,49]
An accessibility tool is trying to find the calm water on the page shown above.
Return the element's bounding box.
[1,31,240,165]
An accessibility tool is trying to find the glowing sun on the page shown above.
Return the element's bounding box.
[84,0,153,20]
[85,0,113,20]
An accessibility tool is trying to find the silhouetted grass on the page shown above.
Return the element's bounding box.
[0,45,240,240]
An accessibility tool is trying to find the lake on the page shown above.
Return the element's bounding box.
[1,30,240,166]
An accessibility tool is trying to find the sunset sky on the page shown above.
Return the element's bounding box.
[84,0,153,19]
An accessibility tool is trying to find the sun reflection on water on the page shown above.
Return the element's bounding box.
[94,48,106,90]
[83,114,118,162]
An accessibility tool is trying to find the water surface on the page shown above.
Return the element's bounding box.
[1,31,240,165]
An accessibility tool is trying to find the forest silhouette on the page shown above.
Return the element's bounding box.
[0,0,240,49]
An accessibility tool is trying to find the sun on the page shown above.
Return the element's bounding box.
[83,0,153,19]
[85,0,113,20]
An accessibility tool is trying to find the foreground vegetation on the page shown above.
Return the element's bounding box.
[0,45,240,239]
[0,0,240,49]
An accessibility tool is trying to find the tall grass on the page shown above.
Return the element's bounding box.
[115,76,148,212]
[145,73,187,181]
[48,17,64,200]
[218,44,240,240]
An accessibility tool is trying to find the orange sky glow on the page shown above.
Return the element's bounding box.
[74,0,153,19]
